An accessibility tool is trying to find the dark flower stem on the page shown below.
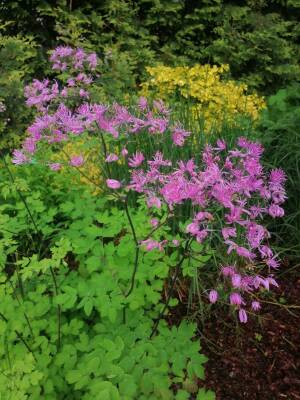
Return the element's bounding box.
[1,154,39,236]
[0,312,36,361]
[124,196,140,298]
[150,239,192,338]
[50,267,61,351]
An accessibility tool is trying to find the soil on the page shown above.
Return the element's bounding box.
[168,269,300,399]
[200,272,300,400]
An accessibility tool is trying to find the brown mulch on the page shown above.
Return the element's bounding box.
[166,270,300,399]
[198,273,300,400]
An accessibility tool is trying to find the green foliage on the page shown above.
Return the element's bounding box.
[0,161,211,399]
[1,0,299,94]
[257,83,300,255]
[205,5,300,93]
[0,34,39,150]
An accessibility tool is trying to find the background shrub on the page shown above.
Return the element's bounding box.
[1,0,299,94]
[141,64,265,133]
[257,83,300,256]
[0,35,40,150]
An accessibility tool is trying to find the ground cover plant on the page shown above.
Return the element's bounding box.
[0,161,212,399]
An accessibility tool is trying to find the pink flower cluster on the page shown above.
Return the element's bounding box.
[49,46,97,71]
[13,47,287,323]
[15,75,190,168]
[124,137,286,322]
[23,48,97,113]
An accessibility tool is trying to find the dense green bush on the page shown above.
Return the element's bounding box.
[257,83,300,255]
[0,35,41,150]
[1,0,299,93]
[0,161,214,399]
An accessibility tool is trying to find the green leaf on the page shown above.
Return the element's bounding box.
[196,388,215,400]
[66,369,82,384]
[119,376,137,397]
[84,298,94,316]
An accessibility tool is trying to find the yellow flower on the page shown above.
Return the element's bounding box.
[141,64,265,132]
[51,138,102,195]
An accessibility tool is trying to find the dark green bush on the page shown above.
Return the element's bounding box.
[1,0,299,94]
[257,84,300,255]
[0,35,42,151]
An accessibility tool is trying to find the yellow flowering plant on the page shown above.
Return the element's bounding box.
[51,137,103,194]
[141,64,265,132]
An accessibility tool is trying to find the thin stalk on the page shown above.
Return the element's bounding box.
[150,239,191,338]
[9,279,34,339]
[1,155,39,235]
[50,267,61,351]
[0,312,36,362]
[124,196,140,298]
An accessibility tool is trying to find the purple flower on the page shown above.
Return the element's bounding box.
[216,139,226,151]
[259,245,273,258]
[236,246,255,260]
[186,222,200,235]
[148,116,168,134]
[231,274,242,288]
[221,265,235,277]
[266,257,280,269]
[121,148,128,157]
[246,223,265,249]
[67,78,75,87]
[105,153,119,162]
[70,155,84,167]
[138,96,148,111]
[239,309,248,323]
[236,246,255,259]
[86,53,97,69]
[270,169,286,186]
[146,196,162,209]
[222,227,237,240]
[79,89,89,98]
[268,204,284,218]
[251,301,261,311]
[12,150,28,165]
[230,292,244,306]
[128,152,145,168]
[49,163,62,171]
[141,239,164,252]
[23,137,36,154]
[196,229,209,243]
[195,211,213,221]
[106,179,121,190]
[172,125,191,146]
[150,218,159,227]
[267,276,279,288]
[153,99,169,114]
[208,290,218,304]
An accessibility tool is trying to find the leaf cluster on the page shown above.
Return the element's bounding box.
[0,161,214,399]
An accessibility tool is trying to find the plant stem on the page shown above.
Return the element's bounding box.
[0,312,36,361]
[1,155,39,235]
[50,267,61,351]
[9,280,34,338]
[150,239,191,338]
[124,196,140,298]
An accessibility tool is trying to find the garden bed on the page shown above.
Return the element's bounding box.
[199,270,300,399]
